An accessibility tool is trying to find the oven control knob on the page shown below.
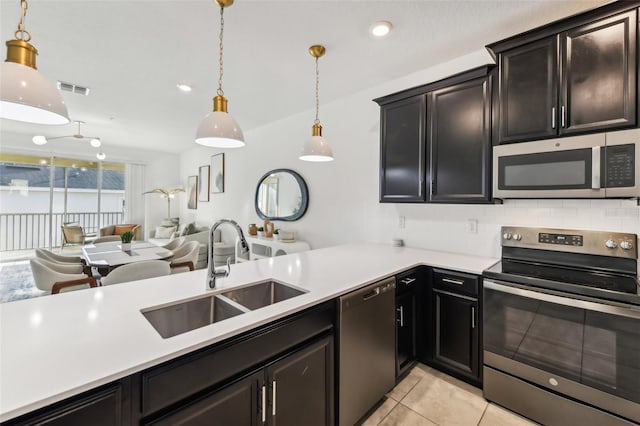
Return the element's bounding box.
[503,232,512,240]
[605,239,618,249]
[620,240,633,250]
[513,233,522,241]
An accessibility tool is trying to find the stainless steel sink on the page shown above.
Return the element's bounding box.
[219,280,307,310]
[141,280,307,338]
[142,295,247,339]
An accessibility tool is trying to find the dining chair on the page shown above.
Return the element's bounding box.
[35,248,92,275]
[169,241,200,273]
[100,260,171,286]
[162,237,185,251]
[30,258,97,294]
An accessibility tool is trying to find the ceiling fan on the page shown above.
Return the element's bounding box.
[32,120,107,160]
[32,120,101,147]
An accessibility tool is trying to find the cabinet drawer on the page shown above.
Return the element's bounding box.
[432,269,478,297]
[396,269,420,294]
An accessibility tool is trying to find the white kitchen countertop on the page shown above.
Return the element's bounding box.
[0,243,498,421]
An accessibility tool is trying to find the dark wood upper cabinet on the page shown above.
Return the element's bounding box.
[561,10,636,134]
[491,5,638,144]
[428,76,492,203]
[499,37,559,143]
[378,95,427,202]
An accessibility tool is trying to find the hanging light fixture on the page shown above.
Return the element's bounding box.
[195,0,244,148]
[300,45,334,162]
[0,0,70,125]
[32,120,101,147]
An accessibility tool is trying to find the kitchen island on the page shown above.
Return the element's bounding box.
[0,243,497,423]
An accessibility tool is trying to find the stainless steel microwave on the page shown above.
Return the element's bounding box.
[493,129,640,199]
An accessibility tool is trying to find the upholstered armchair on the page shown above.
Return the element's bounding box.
[100,260,171,286]
[61,224,96,250]
[30,258,97,294]
[99,224,142,240]
[169,241,200,273]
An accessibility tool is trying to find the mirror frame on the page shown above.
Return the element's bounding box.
[254,169,309,221]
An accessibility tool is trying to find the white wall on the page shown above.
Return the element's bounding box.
[179,49,640,258]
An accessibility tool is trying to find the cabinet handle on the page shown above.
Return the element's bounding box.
[397,306,404,327]
[401,277,416,285]
[442,278,464,286]
[551,107,556,129]
[272,380,277,416]
[471,306,475,329]
[261,385,266,423]
[561,106,566,128]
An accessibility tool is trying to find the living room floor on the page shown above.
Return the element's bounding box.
[363,363,537,426]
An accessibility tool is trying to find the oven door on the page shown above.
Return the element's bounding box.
[483,279,640,423]
[493,134,606,198]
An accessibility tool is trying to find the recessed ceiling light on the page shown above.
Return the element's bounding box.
[177,83,192,92]
[90,138,101,148]
[370,21,393,38]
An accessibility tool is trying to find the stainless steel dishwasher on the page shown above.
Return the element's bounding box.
[339,277,396,425]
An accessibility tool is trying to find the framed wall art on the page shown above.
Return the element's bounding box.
[211,153,225,193]
[187,175,198,209]
[199,165,210,202]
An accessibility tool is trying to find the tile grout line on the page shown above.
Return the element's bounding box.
[398,400,443,426]
[477,402,490,426]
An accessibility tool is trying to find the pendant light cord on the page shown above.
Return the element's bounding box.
[314,56,320,124]
[217,5,225,97]
[15,0,31,41]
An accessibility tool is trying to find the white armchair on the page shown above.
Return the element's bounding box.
[169,241,200,273]
[100,260,171,286]
[30,258,97,294]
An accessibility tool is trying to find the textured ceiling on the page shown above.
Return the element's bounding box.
[0,0,608,155]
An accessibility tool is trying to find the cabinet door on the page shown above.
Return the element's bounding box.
[150,371,262,426]
[379,95,427,202]
[266,336,334,426]
[396,291,417,377]
[498,37,559,143]
[432,289,479,380]
[9,384,124,426]
[561,10,637,134]
[428,76,491,202]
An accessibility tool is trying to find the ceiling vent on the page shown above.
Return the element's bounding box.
[57,81,91,96]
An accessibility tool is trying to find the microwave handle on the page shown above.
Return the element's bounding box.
[592,146,601,189]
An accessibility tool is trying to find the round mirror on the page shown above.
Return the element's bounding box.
[255,169,308,221]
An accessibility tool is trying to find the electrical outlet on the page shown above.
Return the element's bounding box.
[399,216,406,229]
[467,219,478,234]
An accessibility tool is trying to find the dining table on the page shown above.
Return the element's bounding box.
[82,241,173,274]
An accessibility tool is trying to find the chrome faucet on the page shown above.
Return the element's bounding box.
[207,219,249,289]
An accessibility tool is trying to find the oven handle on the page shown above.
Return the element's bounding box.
[484,280,640,320]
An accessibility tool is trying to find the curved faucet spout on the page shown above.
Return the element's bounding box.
[207,219,249,290]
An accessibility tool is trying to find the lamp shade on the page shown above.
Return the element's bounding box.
[300,135,334,162]
[195,110,245,148]
[0,61,69,125]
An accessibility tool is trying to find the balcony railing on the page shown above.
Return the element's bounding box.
[0,212,124,251]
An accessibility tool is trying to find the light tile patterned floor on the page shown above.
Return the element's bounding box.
[363,364,538,426]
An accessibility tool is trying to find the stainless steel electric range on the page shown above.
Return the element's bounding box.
[482,227,640,426]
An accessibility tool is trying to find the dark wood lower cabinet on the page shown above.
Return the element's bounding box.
[150,335,333,426]
[432,290,479,381]
[425,269,481,386]
[2,383,126,426]
[266,336,333,426]
[150,371,262,426]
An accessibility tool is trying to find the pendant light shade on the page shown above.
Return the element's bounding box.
[300,45,334,162]
[1,3,69,125]
[196,96,245,147]
[195,0,244,148]
[300,123,334,162]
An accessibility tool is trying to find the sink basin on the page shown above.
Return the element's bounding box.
[142,280,307,338]
[219,280,307,310]
[142,295,247,339]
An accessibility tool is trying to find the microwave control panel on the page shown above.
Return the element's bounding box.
[605,144,634,188]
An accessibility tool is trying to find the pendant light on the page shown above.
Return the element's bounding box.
[196,0,245,148]
[0,0,70,125]
[300,45,334,162]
